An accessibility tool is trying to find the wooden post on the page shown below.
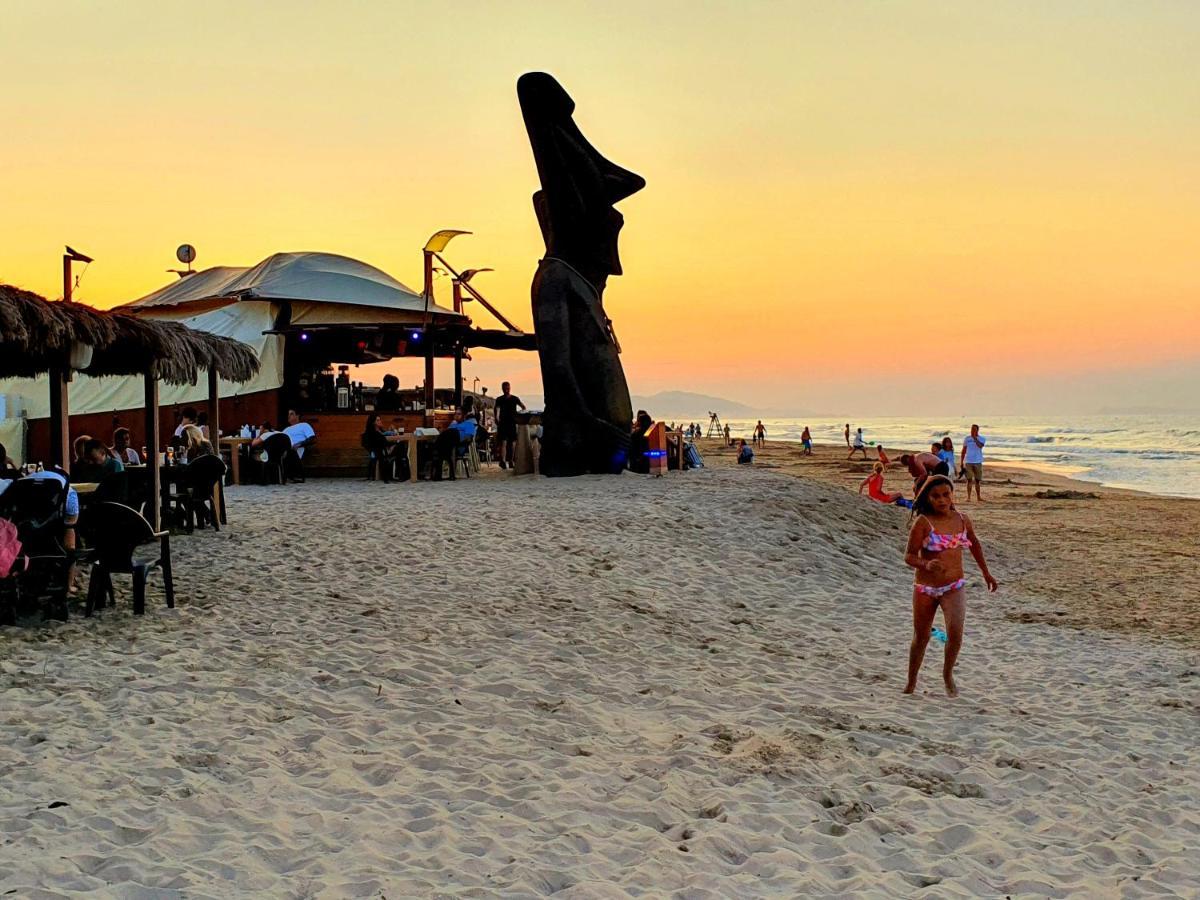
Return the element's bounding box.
[144,373,161,532]
[423,344,435,422]
[47,365,70,471]
[452,281,464,410]
[207,367,220,441]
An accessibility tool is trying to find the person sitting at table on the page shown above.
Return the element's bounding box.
[173,407,198,440]
[362,413,404,482]
[81,438,124,480]
[70,434,92,477]
[180,424,215,463]
[196,411,211,441]
[430,401,478,481]
[375,374,402,412]
[110,427,141,465]
[283,409,316,482]
[0,441,18,479]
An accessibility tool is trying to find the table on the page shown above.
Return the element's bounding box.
[218,437,252,486]
[395,433,438,482]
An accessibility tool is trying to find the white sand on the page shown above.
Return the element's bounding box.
[1,468,1197,897]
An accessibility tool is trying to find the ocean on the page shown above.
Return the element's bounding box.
[696,415,1200,499]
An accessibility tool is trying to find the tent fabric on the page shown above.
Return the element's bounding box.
[120,251,462,320]
[0,302,284,421]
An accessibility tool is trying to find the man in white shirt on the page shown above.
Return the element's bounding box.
[960,423,986,502]
[172,407,198,440]
[283,409,316,482]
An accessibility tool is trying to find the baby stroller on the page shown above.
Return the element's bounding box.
[0,479,72,622]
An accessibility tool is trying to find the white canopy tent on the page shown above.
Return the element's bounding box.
[0,251,464,421]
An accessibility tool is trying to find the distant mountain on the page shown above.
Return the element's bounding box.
[631,390,755,417]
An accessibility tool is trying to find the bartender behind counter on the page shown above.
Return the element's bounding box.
[375,374,402,412]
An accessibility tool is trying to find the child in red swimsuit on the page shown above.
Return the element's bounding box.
[903,475,998,697]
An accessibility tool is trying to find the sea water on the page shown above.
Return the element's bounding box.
[708,415,1200,499]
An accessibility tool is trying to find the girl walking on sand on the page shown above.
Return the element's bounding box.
[903,475,997,697]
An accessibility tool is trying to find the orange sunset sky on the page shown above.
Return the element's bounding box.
[3,2,1198,415]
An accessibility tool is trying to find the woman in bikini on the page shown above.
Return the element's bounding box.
[903,475,998,697]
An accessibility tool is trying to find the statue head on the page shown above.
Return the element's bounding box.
[518,72,645,282]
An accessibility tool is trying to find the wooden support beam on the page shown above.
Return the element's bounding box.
[47,365,70,471]
[144,373,161,532]
[207,368,220,443]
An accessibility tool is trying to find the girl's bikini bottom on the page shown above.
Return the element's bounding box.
[915,577,966,599]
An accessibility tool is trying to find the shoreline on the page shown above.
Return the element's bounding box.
[710,433,1187,500]
[697,438,1200,645]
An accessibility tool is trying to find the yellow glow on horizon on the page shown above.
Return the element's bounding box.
[2,1,1198,412]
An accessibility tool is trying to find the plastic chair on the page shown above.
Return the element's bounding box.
[172,455,227,531]
[261,433,293,485]
[85,502,174,617]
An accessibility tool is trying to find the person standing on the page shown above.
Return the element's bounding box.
[753,420,766,447]
[848,427,868,460]
[494,382,525,470]
[960,424,986,501]
[801,426,813,456]
[844,423,851,449]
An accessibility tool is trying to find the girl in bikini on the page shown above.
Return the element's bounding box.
[903,474,998,697]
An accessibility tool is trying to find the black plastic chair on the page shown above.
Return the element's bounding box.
[261,433,293,485]
[85,502,174,617]
[170,455,227,532]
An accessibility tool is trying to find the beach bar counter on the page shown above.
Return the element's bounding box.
[1,251,535,477]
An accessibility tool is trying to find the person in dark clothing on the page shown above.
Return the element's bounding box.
[362,413,403,482]
[629,410,653,474]
[493,381,526,470]
[375,374,402,412]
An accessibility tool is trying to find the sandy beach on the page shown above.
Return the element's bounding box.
[2,466,1198,897]
[701,438,1200,644]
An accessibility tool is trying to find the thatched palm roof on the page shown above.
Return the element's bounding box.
[0,284,258,384]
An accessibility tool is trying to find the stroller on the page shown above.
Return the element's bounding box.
[0,478,72,623]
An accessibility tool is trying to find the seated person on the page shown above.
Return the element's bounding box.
[430,403,479,481]
[737,439,754,464]
[73,438,123,482]
[0,441,18,480]
[180,424,215,462]
[173,407,198,441]
[70,434,92,478]
[282,409,316,481]
[197,411,211,441]
[110,427,141,465]
[375,374,402,412]
[629,410,653,474]
[362,413,404,482]
[859,462,912,508]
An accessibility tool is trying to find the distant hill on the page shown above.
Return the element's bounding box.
[631,390,755,418]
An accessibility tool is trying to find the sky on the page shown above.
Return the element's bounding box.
[2,1,1198,416]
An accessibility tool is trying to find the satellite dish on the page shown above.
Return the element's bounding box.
[176,244,197,266]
